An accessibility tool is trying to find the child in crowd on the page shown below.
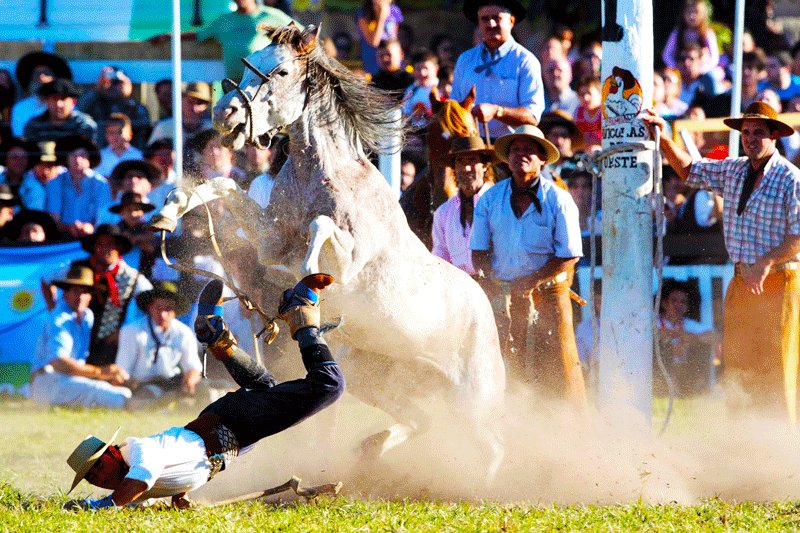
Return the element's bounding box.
[95,113,143,178]
[402,50,439,125]
[437,64,454,101]
[356,0,403,75]
[662,0,719,76]
[574,77,603,150]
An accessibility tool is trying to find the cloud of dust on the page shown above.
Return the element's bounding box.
[193,374,800,506]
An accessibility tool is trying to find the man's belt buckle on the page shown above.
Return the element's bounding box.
[538,271,568,290]
[735,261,799,276]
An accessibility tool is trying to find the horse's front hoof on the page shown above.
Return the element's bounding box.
[144,214,178,233]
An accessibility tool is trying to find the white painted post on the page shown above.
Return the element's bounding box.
[378,108,402,197]
[597,0,655,419]
[171,0,183,181]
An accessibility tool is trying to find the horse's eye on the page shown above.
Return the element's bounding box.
[278,70,289,77]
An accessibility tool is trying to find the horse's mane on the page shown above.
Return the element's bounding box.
[266,24,405,156]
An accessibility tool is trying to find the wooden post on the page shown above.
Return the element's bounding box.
[597,0,655,420]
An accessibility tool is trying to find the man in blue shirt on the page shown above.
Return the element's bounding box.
[451,0,544,139]
[471,125,586,405]
[30,264,131,408]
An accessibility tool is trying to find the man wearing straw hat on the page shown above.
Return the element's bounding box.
[30,264,132,408]
[470,125,586,405]
[65,274,344,510]
[643,102,800,424]
[432,136,495,275]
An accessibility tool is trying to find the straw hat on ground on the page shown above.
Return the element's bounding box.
[723,101,795,138]
[493,124,561,165]
[66,427,120,493]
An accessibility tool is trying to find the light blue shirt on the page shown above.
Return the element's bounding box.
[451,37,545,138]
[470,178,583,281]
[45,170,112,225]
[33,300,94,372]
[17,171,47,211]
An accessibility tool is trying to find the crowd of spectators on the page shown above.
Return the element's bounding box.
[2,0,800,406]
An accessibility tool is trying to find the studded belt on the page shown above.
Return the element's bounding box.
[537,271,569,290]
[734,261,800,277]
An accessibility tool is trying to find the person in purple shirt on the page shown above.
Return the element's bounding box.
[356,0,403,75]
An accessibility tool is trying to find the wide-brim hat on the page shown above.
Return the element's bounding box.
[15,51,73,92]
[37,78,81,99]
[494,124,561,165]
[109,191,156,214]
[54,136,101,168]
[31,140,59,165]
[463,0,526,24]
[539,110,585,150]
[0,138,35,169]
[447,136,497,165]
[183,81,212,103]
[723,101,795,138]
[52,264,95,290]
[67,427,120,493]
[0,183,17,206]
[80,223,133,255]
[135,281,190,316]
[108,159,164,188]
[6,209,60,242]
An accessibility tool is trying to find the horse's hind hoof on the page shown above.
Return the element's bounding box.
[359,430,392,459]
[144,214,178,233]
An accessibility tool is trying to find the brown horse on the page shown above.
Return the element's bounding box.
[400,87,479,248]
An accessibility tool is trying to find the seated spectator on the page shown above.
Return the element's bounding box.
[400,149,422,194]
[116,282,202,404]
[143,139,180,210]
[676,42,720,107]
[0,68,15,126]
[30,264,132,409]
[100,159,164,226]
[759,51,800,108]
[75,224,153,366]
[401,49,439,130]
[655,68,689,119]
[574,77,603,150]
[332,31,355,61]
[0,183,18,241]
[700,49,766,117]
[24,79,97,143]
[77,67,151,148]
[371,39,414,100]
[45,136,110,238]
[154,79,173,120]
[661,0,719,76]
[431,136,494,275]
[111,192,159,276]
[11,51,72,137]
[4,208,59,243]
[572,41,602,87]
[656,280,720,396]
[540,110,585,179]
[248,133,289,209]
[239,144,272,186]
[437,63,454,101]
[356,0,403,76]
[543,57,579,117]
[755,89,800,163]
[189,129,247,185]
[94,113,144,178]
[566,169,602,238]
[18,140,62,211]
[147,82,212,146]
[0,137,31,197]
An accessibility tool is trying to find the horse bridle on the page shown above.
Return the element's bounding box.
[222,54,313,147]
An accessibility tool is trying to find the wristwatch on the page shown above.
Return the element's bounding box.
[496,105,505,118]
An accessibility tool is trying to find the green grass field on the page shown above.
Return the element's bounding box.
[3,397,800,532]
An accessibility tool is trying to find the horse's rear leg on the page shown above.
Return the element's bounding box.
[301,215,356,282]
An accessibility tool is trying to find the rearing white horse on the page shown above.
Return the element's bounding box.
[149,24,506,477]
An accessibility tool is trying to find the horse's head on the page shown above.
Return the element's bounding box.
[214,23,320,150]
[426,86,479,169]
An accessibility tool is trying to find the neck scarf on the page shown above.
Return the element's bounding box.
[459,190,476,229]
[91,257,121,307]
[737,157,770,216]
[510,177,542,218]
